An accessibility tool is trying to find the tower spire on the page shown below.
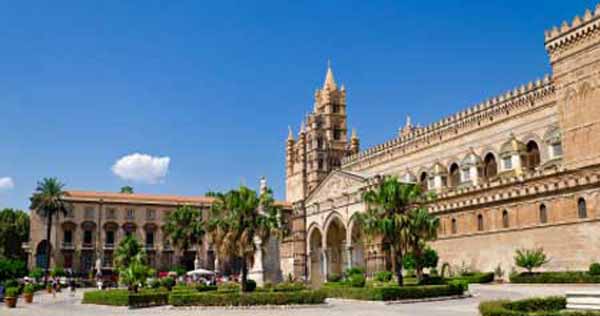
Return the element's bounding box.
[323,60,337,90]
[287,126,294,141]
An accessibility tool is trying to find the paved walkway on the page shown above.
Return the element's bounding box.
[3,284,600,316]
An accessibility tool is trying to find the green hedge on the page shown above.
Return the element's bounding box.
[510,272,600,284]
[448,272,495,284]
[169,290,327,306]
[325,281,467,301]
[83,289,169,308]
[479,296,600,316]
[83,290,129,306]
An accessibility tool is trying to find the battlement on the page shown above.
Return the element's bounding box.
[341,75,554,166]
[545,4,600,60]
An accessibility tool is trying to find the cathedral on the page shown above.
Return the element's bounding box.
[280,4,600,286]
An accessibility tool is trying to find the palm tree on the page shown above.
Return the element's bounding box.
[29,178,70,283]
[406,207,440,281]
[163,205,205,268]
[208,186,281,292]
[354,177,427,286]
[114,235,146,270]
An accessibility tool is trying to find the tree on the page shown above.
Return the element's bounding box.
[403,247,439,277]
[0,209,30,260]
[207,186,281,292]
[120,186,134,194]
[114,235,146,270]
[163,205,205,266]
[29,178,70,282]
[354,177,428,286]
[406,207,439,281]
[119,259,153,293]
[514,248,549,273]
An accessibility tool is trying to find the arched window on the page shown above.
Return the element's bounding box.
[502,210,509,228]
[526,141,541,170]
[477,214,484,231]
[451,218,457,234]
[419,172,428,191]
[483,153,498,180]
[449,163,460,187]
[578,198,588,219]
[539,204,548,224]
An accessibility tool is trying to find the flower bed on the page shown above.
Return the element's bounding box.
[324,281,467,301]
[168,289,327,306]
[479,296,600,316]
[510,272,600,284]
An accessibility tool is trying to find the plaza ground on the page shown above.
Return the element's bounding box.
[4,284,600,316]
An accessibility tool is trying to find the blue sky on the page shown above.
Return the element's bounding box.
[0,0,595,210]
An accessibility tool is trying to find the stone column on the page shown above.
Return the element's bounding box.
[346,246,353,270]
[322,248,328,281]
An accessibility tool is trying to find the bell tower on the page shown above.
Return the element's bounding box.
[285,63,359,203]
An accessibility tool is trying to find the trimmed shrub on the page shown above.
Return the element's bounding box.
[510,272,600,284]
[245,279,257,292]
[23,283,34,294]
[374,271,393,282]
[348,274,366,288]
[590,263,600,276]
[196,284,218,292]
[346,267,364,276]
[128,291,169,308]
[327,273,342,282]
[419,276,445,285]
[83,290,130,306]
[29,267,44,280]
[169,290,327,306]
[273,282,306,292]
[160,277,175,290]
[447,272,495,284]
[218,281,241,292]
[325,284,465,301]
[478,296,590,316]
[83,289,169,308]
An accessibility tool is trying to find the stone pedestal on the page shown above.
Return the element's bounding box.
[248,237,264,285]
[567,292,600,310]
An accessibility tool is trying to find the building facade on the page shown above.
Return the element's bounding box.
[281,4,600,286]
[25,191,215,274]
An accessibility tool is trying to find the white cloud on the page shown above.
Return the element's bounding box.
[0,177,14,191]
[111,153,170,184]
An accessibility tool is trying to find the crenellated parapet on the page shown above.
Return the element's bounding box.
[342,76,555,168]
[545,4,600,63]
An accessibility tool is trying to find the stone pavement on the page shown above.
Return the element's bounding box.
[3,284,600,316]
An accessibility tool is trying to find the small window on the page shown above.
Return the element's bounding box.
[503,157,512,170]
[126,209,135,220]
[332,104,340,113]
[106,208,116,220]
[539,204,548,224]
[106,231,115,245]
[84,207,95,219]
[502,210,509,228]
[63,230,73,244]
[477,214,484,231]
[317,137,323,149]
[451,218,457,234]
[66,207,75,218]
[318,159,324,170]
[146,231,154,246]
[578,198,588,219]
[146,209,156,220]
[83,230,93,245]
[462,169,471,182]
[551,143,563,158]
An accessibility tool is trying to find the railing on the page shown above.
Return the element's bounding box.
[81,242,94,249]
[61,242,74,250]
[103,243,115,250]
[145,244,155,251]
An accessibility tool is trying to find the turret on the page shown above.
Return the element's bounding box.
[350,128,360,155]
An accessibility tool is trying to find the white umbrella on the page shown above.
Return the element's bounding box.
[186,268,215,276]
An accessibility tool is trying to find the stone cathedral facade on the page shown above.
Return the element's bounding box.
[280,4,600,285]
